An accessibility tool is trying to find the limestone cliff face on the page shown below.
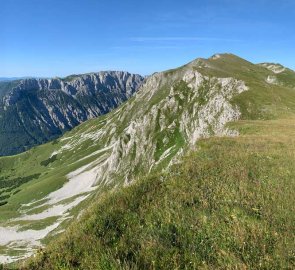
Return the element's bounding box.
[52,66,248,187]
[0,72,144,155]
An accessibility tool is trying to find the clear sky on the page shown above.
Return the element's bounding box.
[1,0,294,77]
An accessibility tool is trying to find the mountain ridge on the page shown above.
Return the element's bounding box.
[0,71,144,156]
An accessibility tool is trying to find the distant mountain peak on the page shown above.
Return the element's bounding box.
[0,71,144,156]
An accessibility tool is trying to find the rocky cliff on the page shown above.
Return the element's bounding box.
[0,71,144,156]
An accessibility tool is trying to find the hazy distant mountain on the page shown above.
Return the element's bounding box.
[0,77,34,82]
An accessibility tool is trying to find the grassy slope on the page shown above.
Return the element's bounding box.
[17,118,295,270]
[193,54,295,120]
[0,114,117,261]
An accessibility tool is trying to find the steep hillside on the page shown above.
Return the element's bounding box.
[22,118,295,270]
[0,72,144,156]
[0,54,295,266]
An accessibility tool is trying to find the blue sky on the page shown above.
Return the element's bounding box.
[1,0,294,77]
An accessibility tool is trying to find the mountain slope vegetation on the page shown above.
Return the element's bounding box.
[22,118,295,270]
[0,54,294,268]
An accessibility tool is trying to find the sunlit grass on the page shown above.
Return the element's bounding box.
[19,118,295,270]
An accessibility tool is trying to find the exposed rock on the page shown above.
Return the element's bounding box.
[51,69,248,187]
[259,63,286,74]
[0,72,144,155]
[266,75,279,85]
[211,54,221,60]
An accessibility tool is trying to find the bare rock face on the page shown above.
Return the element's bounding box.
[51,68,248,187]
[259,63,286,74]
[0,72,144,156]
